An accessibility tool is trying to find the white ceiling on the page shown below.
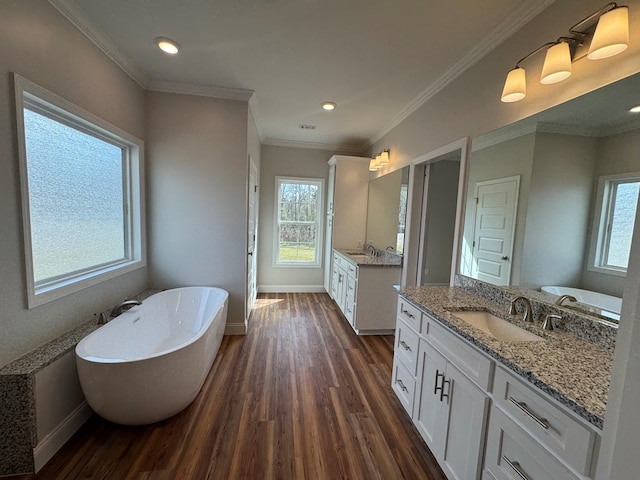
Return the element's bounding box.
[51,0,556,152]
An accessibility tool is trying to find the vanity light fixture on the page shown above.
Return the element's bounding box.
[630,105,640,113]
[501,3,629,103]
[321,101,337,111]
[371,149,390,170]
[155,37,181,55]
[369,159,377,171]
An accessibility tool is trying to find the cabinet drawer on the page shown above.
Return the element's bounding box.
[395,318,420,375]
[346,263,357,278]
[345,301,355,325]
[333,253,342,269]
[493,368,596,476]
[485,406,578,480]
[346,275,357,303]
[397,297,422,332]
[423,316,493,391]
[392,357,415,415]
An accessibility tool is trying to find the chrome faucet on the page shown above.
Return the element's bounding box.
[110,299,142,318]
[556,294,577,307]
[509,296,534,322]
[366,245,377,256]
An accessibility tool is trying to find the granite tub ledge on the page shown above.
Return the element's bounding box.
[399,285,614,430]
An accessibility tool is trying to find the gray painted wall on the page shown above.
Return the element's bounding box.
[257,145,333,291]
[145,91,249,328]
[0,0,147,367]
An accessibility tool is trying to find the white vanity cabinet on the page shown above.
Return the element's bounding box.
[333,251,400,333]
[392,300,491,480]
[392,296,601,480]
[484,367,599,480]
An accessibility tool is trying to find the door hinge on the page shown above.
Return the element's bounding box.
[254,185,259,192]
[475,197,479,205]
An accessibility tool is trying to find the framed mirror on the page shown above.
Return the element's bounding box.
[459,73,640,322]
[366,166,409,253]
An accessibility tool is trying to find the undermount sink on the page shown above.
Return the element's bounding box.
[452,311,544,342]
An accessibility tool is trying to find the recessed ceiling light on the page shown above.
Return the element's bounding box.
[155,37,181,55]
[630,105,640,113]
[321,101,337,111]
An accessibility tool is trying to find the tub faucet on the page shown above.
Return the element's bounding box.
[509,296,534,322]
[110,299,142,318]
[556,294,577,307]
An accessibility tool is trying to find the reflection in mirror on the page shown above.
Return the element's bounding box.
[460,73,640,322]
[366,166,409,253]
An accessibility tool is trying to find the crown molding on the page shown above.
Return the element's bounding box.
[48,0,149,88]
[262,138,366,155]
[147,80,254,101]
[370,0,558,145]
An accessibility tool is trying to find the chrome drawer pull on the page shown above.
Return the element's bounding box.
[399,340,412,351]
[400,308,415,319]
[397,379,408,392]
[502,456,530,480]
[509,397,550,430]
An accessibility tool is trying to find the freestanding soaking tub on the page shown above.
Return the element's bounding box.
[76,287,228,425]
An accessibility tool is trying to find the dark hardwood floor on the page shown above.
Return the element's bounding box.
[17,293,446,479]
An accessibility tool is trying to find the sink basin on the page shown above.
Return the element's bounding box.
[452,311,544,342]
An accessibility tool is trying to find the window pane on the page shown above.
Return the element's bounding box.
[24,108,126,283]
[279,224,317,262]
[279,182,318,222]
[607,181,639,269]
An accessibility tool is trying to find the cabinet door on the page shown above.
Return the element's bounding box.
[441,364,489,480]
[413,339,448,459]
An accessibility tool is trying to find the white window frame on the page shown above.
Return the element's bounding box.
[273,176,324,268]
[588,171,640,277]
[14,73,146,308]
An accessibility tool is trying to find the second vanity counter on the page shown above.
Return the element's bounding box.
[399,286,614,429]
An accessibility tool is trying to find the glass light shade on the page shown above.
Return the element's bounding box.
[630,105,640,113]
[540,42,572,84]
[379,150,390,165]
[155,37,180,55]
[588,7,629,60]
[375,154,383,169]
[369,159,377,171]
[501,67,526,103]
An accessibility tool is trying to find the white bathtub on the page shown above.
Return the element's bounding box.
[541,286,621,320]
[76,287,228,425]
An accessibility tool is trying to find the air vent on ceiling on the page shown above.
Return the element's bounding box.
[299,124,316,130]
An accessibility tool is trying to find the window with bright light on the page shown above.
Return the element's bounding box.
[589,172,640,276]
[274,177,323,267]
[15,74,145,307]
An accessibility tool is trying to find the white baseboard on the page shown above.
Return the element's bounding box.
[257,285,326,293]
[33,401,93,472]
[225,323,246,335]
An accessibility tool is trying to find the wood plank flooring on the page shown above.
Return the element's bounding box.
[17,293,446,480]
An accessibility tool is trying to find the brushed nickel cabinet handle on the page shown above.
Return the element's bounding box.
[397,379,408,392]
[502,456,530,480]
[399,340,411,351]
[509,396,550,430]
[400,308,415,319]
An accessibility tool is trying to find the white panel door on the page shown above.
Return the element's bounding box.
[471,176,519,285]
[247,159,258,316]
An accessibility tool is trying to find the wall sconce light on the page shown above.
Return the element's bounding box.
[371,149,390,170]
[501,3,629,103]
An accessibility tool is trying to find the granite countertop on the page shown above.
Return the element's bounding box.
[399,286,613,430]
[335,248,402,267]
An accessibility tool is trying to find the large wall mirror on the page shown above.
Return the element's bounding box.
[460,72,640,322]
[366,166,409,253]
